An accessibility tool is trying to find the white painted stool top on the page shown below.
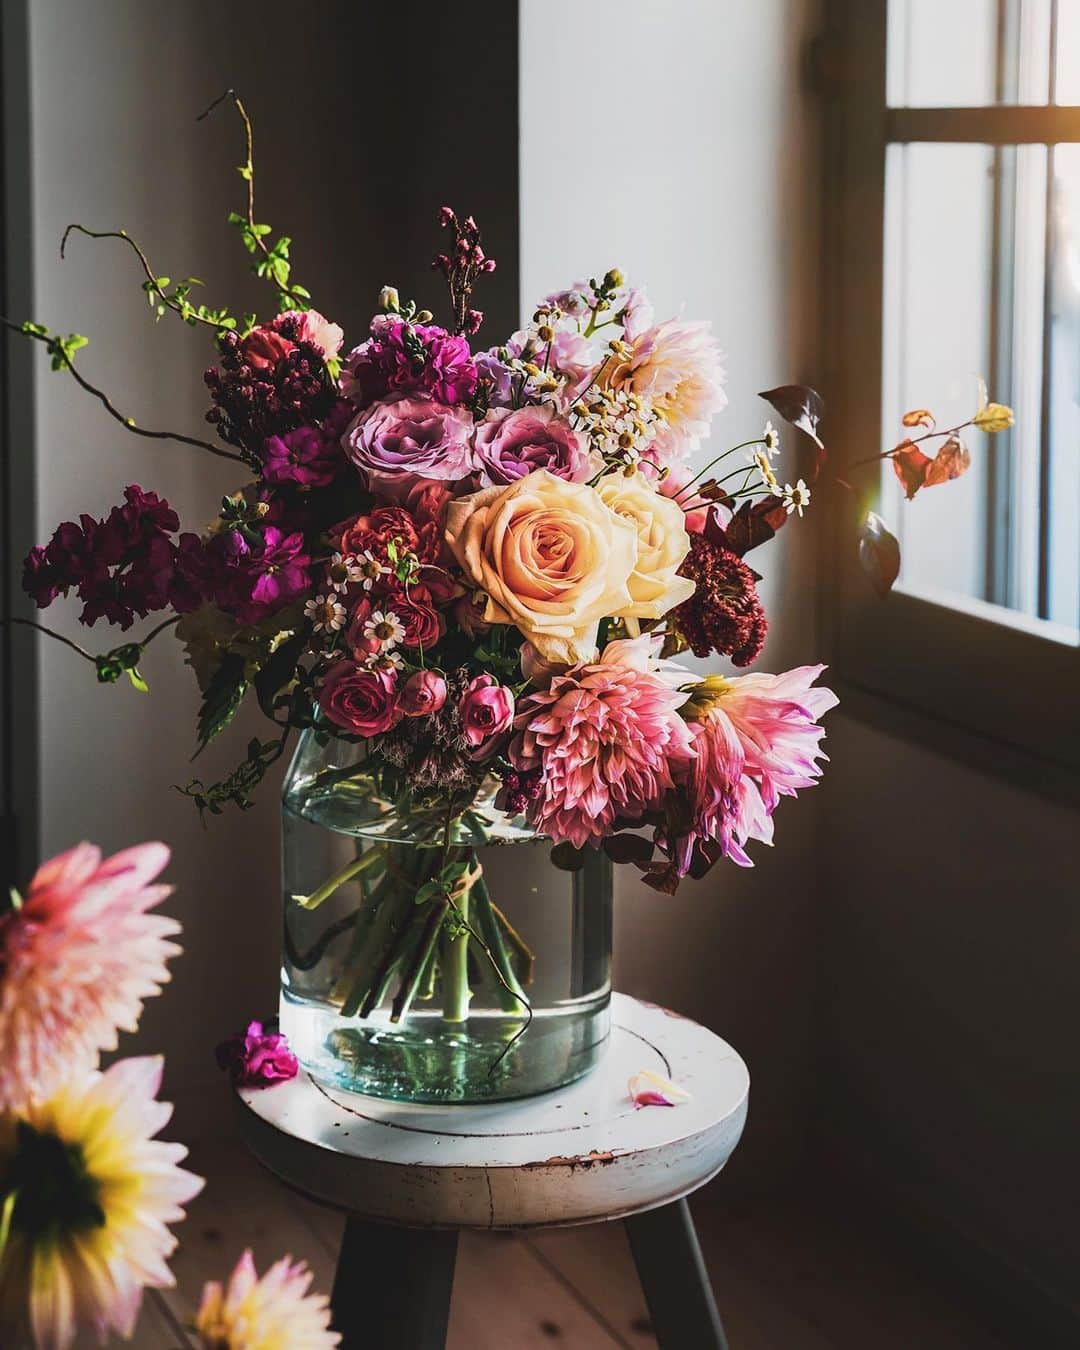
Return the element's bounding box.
[234,993,749,1230]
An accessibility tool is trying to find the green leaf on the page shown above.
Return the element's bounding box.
[253,631,306,719]
[126,666,150,693]
[195,652,248,754]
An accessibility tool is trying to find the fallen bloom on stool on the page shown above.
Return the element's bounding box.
[194,1248,340,1349]
[215,1020,299,1088]
[628,1069,692,1109]
[0,1056,203,1350]
[0,840,180,1110]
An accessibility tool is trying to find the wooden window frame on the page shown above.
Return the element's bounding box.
[819,0,1080,774]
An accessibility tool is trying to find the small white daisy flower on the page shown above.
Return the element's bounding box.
[762,421,781,457]
[303,594,347,633]
[354,549,390,592]
[782,479,811,517]
[363,609,406,648]
[326,551,365,592]
[749,449,779,492]
[367,648,405,672]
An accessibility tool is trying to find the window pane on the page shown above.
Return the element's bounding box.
[888,0,1053,107]
[881,142,1080,641]
[1056,1,1080,103]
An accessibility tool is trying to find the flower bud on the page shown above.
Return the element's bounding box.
[400,668,448,717]
[603,268,625,289]
[378,285,400,312]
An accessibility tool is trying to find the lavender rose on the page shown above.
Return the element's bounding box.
[473,406,593,486]
[344,396,476,485]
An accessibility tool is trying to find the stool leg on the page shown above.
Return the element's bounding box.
[330,1216,458,1350]
[625,1198,728,1350]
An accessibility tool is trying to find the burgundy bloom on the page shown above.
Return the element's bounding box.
[669,534,768,666]
[318,660,401,737]
[240,326,294,374]
[215,1020,298,1088]
[335,504,444,580]
[260,424,344,488]
[205,329,339,454]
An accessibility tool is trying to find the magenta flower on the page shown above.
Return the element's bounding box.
[473,406,593,485]
[507,639,696,849]
[460,674,514,758]
[260,424,344,488]
[342,316,478,408]
[226,526,311,623]
[215,1020,299,1088]
[343,396,476,484]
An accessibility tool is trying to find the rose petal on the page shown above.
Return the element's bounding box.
[628,1069,692,1109]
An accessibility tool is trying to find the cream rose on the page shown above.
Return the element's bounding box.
[595,472,695,620]
[444,470,637,664]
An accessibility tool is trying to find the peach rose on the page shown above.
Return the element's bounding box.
[595,472,695,620]
[444,470,637,664]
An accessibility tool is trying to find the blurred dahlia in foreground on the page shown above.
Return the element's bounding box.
[195,1249,340,1349]
[0,1057,203,1350]
[0,841,179,1110]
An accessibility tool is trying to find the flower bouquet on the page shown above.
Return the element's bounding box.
[13,94,851,1103]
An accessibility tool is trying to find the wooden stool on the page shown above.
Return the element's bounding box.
[234,993,749,1349]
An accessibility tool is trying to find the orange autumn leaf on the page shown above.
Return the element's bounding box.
[924,434,971,488]
[901,408,935,429]
[890,439,933,500]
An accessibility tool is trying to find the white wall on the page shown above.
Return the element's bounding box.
[521,0,824,1182]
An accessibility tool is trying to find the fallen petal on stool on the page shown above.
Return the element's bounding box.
[629,1068,692,1108]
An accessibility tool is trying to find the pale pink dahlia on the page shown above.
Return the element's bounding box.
[195,1249,340,1349]
[0,1056,203,1350]
[508,638,696,849]
[0,841,180,1110]
[606,318,727,449]
[664,666,837,876]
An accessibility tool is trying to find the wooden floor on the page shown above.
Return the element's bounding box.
[128,1141,1015,1349]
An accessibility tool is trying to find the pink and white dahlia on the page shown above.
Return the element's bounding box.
[0,841,180,1110]
[0,1056,203,1350]
[508,637,696,849]
[663,666,837,877]
[194,1249,340,1349]
[607,319,727,449]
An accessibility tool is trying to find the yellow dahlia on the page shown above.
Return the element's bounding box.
[195,1249,340,1348]
[0,1056,203,1349]
[0,842,180,1110]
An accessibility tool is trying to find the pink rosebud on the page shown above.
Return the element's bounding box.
[460,673,514,758]
[216,1020,299,1088]
[628,1069,692,1109]
[401,669,448,717]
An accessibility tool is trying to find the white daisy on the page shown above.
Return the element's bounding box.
[749,449,779,492]
[762,421,781,457]
[363,609,406,648]
[303,595,347,633]
[326,552,364,592]
[367,648,405,673]
[354,549,390,592]
[782,478,811,517]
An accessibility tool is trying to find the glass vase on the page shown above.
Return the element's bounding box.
[279,727,612,1103]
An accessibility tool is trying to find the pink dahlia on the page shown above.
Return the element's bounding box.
[662,666,837,878]
[508,637,695,849]
[195,1249,339,1349]
[0,842,179,1110]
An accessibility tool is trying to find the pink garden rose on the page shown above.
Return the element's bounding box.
[460,674,514,758]
[344,396,476,484]
[318,660,400,736]
[400,669,448,717]
[240,325,294,373]
[473,406,593,485]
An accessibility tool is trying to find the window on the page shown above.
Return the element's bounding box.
[822,1,1080,768]
[882,0,1080,640]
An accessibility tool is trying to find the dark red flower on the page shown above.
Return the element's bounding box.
[669,534,768,666]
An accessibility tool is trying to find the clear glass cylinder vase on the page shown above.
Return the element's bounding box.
[279,728,612,1103]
